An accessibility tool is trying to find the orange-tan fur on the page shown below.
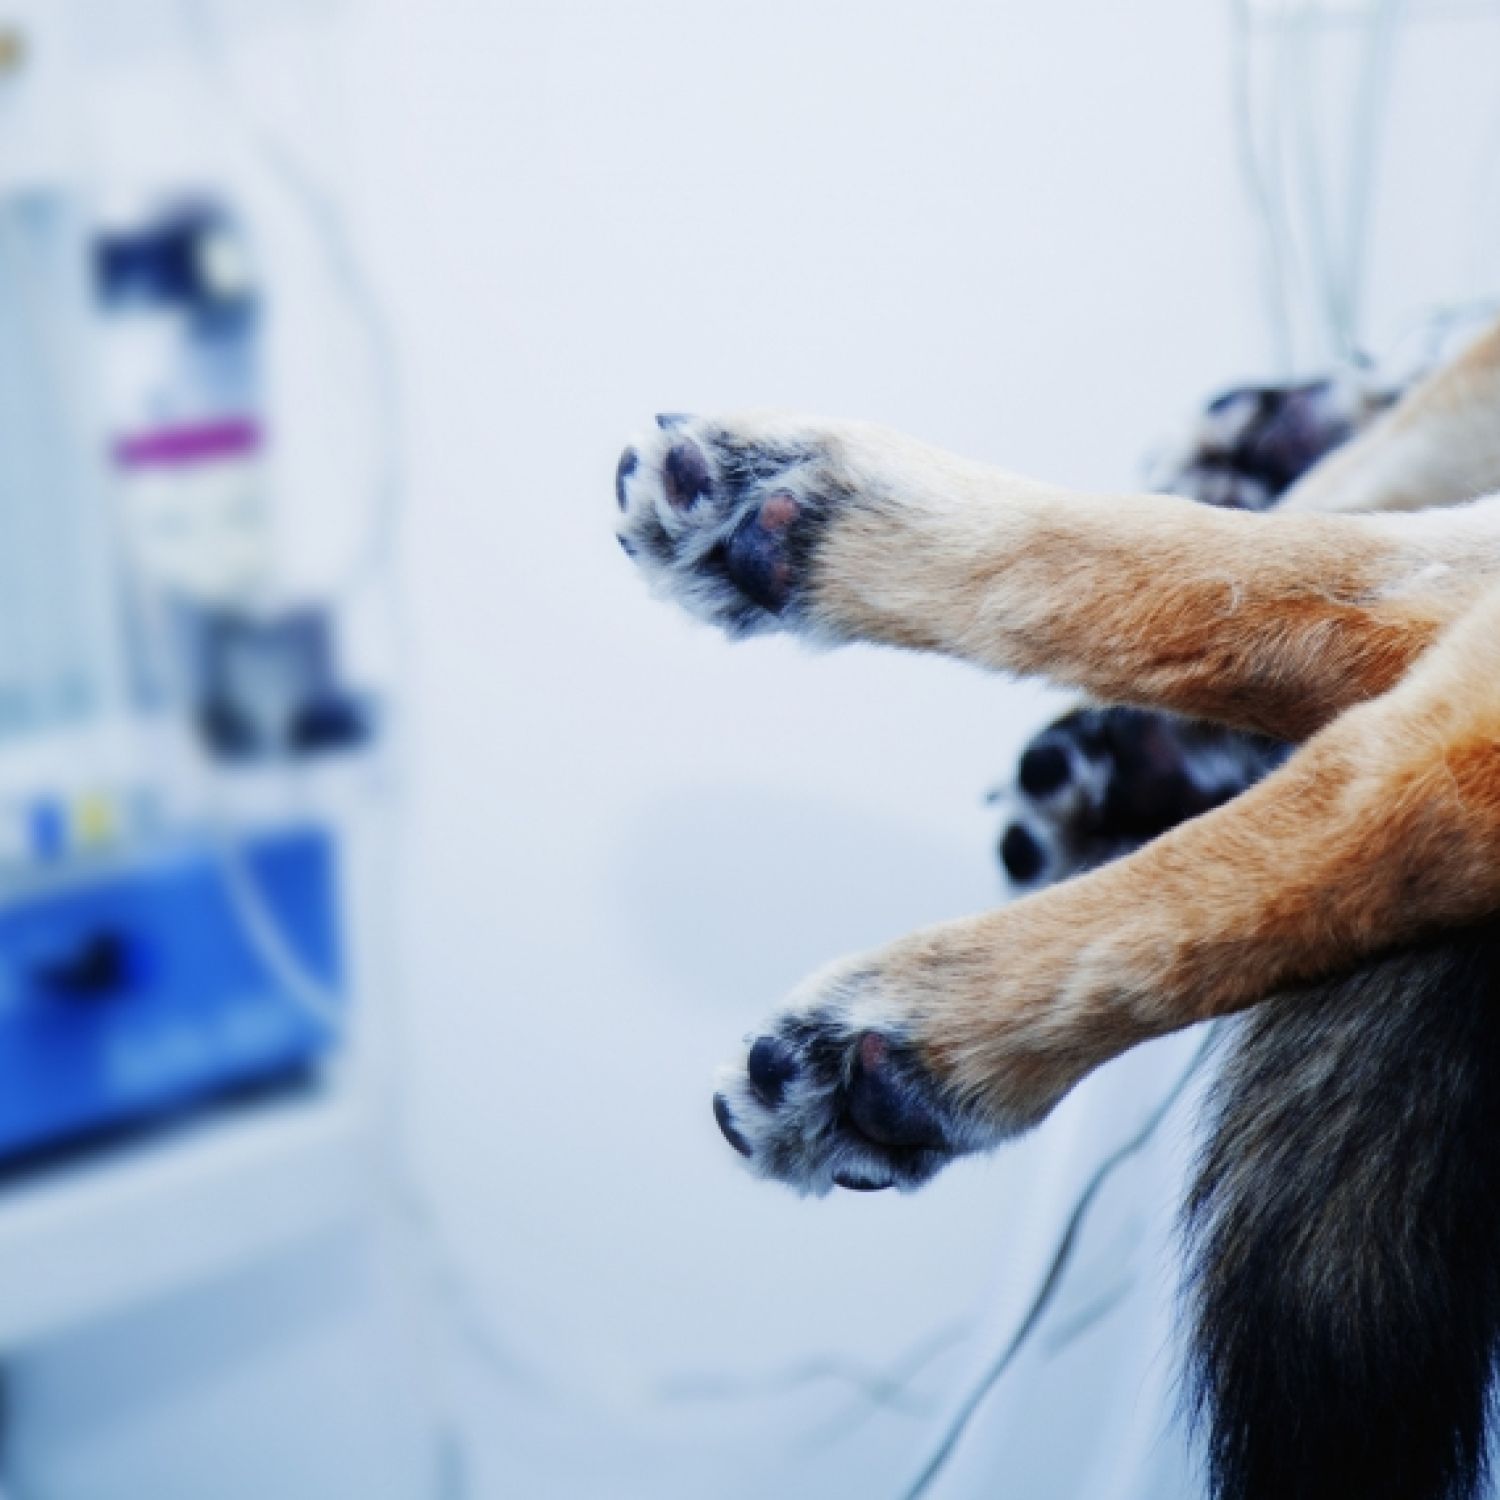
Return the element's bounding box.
[808,444,1500,740]
[882,589,1500,1121]
[783,321,1500,1122]
[1281,318,1500,515]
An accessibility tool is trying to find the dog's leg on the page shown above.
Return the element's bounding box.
[704,585,1500,1192]
[996,323,1500,886]
[1282,317,1500,515]
[617,413,1500,739]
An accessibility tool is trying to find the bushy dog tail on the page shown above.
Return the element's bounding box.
[1184,921,1500,1500]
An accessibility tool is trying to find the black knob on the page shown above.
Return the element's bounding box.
[33,930,133,999]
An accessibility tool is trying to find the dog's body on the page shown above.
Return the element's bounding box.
[615,316,1500,1500]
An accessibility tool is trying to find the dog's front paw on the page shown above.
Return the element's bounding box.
[614,412,848,638]
[710,967,1003,1195]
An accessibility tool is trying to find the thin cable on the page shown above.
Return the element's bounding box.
[1260,0,1405,367]
[148,0,555,1445]
[162,14,1245,1482]
[1270,0,1319,369]
[1334,0,1405,361]
[1286,0,1346,361]
[117,300,546,1415]
[1464,38,1500,293]
[1231,0,1297,375]
[896,1026,1219,1500]
[176,0,404,606]
[147,10,984,1445]
[658,1321,970,1420]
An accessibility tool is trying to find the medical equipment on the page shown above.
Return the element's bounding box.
[0,167,370,1164]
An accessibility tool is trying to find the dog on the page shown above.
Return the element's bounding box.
[614,316,1500,1500]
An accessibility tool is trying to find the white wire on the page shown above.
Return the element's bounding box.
[175,0,404,608]
[894,1026,1218,1500]
[149,0,557,1460]
[1337,0,1405,360]
[155,4,999,1459]
[1286,0,1345,360]
[1235,0,1408,372]
[1230,0,1297,374]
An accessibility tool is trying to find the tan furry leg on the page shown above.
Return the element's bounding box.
[618,409,1500,739]
[856,582,1500,1125]
[803,429,1500,738]
[1282,316,1500,516]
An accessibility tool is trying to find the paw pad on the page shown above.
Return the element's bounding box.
[613,415,833,638]
[711,1003,986,1195]
[722,491,801,613]
[663,437,713,511]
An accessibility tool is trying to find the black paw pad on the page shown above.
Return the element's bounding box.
[663,438,713,510]
[722,491,802,613]
[714,1006,974,1192]
[1017,739,1071,799]
[747,1035,798,1106]
[1000,821,1046,883]
[846,1032,950,1150]
[999,706,1289,888]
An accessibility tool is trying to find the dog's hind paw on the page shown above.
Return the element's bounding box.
[996,706,1289,889]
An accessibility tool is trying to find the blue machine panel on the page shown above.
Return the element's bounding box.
[0,826,342,1164]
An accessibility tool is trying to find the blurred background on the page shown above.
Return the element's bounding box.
[0,1,1496,1496]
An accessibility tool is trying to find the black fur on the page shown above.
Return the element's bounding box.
[1184,926,1500,1500]
[1158,374,1500,1500]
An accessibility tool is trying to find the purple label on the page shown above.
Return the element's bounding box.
[114,419,263,470]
